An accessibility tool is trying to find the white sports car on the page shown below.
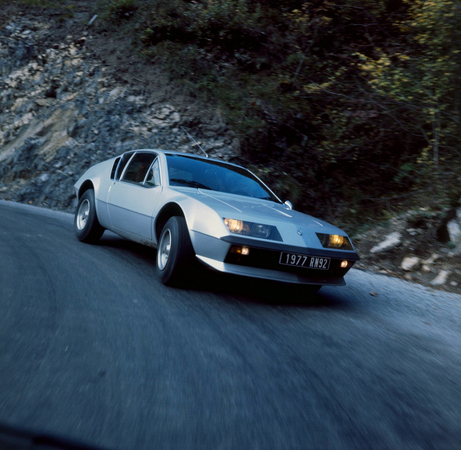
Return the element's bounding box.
[74,149,359,290]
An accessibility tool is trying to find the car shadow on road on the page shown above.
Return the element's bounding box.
[184,270,351,309]
[97,234,156,263]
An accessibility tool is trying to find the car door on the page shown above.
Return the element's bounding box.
[107,152,162,241]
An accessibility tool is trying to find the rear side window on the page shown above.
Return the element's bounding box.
[116,152,135,180]
[110,157,120,180]
[122,153,157,184]
[145,158,160,187]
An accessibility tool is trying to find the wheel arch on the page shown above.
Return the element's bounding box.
[77,180,95,201]
[154,202,187,243]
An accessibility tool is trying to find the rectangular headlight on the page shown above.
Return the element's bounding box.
[316,233,353,250]
[329,234,344,248]
[224,218,282,241]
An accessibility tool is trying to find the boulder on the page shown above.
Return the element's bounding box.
[447,212,461,245]
[423,253,440,265]
[401,256,420,272]
[370,232,402,253]
[431,270,451,286]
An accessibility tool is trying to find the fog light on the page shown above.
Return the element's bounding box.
[230,245,250,255]
[341,260,348,268]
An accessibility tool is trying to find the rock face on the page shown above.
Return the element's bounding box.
[0,11,238,211]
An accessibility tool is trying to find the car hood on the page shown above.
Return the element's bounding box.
[196,189,336,224]
[180,189,353,250]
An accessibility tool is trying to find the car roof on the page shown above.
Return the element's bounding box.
[125,149,246,170]
[119,148,282,204]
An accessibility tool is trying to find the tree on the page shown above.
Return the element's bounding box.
[356,0,461,173]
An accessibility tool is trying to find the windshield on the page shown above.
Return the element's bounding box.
[166,154,280,202]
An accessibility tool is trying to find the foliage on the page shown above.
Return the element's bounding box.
[357,0,461,175]
[21,0,459,226]
[0,0,66,7]
[0,0,74,21]
[103,0,138,21]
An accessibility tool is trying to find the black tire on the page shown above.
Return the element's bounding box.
[74,189,104,243]
[155,216,195,286]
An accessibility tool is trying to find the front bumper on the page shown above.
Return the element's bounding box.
[191,231,359,286]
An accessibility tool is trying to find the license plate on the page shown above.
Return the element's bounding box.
[279,252,330,270]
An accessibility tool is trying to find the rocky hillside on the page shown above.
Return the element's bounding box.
[354,209,461,295]
[0,3,239,211]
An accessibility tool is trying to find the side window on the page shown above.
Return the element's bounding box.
[116,152,135,180]
[122,153,157,184]
[110,157,120,180]
[145,158,161,187]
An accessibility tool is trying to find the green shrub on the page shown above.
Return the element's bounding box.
[95,0,461,224]
[104,0,138,21]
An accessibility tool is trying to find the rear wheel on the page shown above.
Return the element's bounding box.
[74,189,104,243]
[156,216,195,286]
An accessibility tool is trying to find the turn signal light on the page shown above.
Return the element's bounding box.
[341,261,348,268]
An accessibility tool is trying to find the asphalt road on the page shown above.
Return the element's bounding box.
[1,200,461,450]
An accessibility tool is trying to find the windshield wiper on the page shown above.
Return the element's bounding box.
[169,179,211,190]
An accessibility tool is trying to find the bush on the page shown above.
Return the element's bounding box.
[98,0,461,225]
[104,0,137,21]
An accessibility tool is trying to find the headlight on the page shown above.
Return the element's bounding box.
[329,234,344,247]
[223,218,248,234]
[224,218,282,241]
[316,233,353,250]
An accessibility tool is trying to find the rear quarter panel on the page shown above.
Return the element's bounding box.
[74,158,117,229]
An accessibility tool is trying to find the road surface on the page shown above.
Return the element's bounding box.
[1,200,460,449]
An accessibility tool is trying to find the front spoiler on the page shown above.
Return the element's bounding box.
[196,256,346,286]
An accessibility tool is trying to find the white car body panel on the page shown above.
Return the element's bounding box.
[107,182,163,240]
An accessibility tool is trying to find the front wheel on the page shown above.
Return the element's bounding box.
[74,189,104,243]
[155,216,195,286]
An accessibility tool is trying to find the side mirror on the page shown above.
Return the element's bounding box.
[284,201,293,210]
